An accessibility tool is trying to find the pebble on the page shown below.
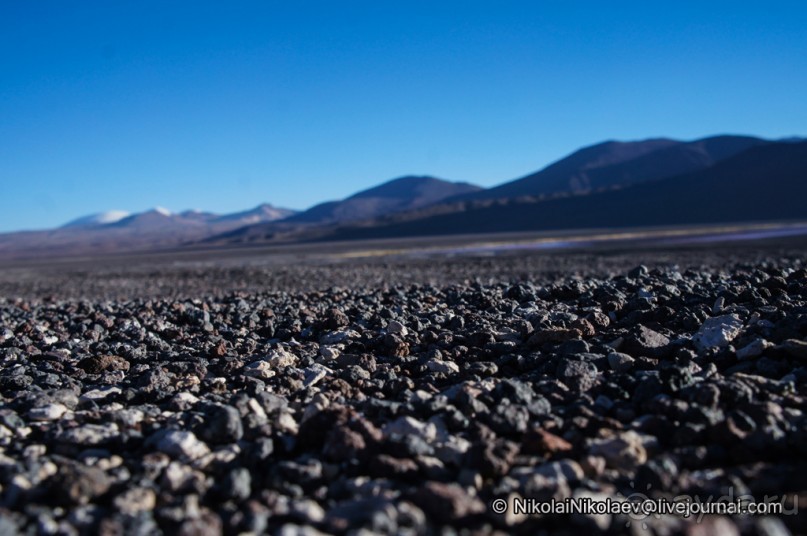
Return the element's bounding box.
[589,431,648,470]
[28,403,68,421]
[386,320,408,336]
[113,487,157,515]
[60,423,120,446]
[426,359,460,374]
[154,430,211,460]
[201,404,243,444]
[303,364,331,388]
[624,325,670,358]
[780,339,807,359]
[607,352,635,372]
[693,314,744,351]
[736,338,771,360]
[413,482,485,522]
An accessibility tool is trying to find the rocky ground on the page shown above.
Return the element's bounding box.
[0,246,806,535]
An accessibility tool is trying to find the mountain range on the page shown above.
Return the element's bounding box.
[0,204,295,258]
[1,134,806,258]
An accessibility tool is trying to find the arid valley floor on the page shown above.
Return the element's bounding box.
[0,233,805,535]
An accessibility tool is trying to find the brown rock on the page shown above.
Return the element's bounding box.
[52,462,111,505]
[586,311,610,329]
[369,454,419,479]
[384,334,410,357]
[412,482,485,523]
[528,328,583,345]
[571,318,596,337]
[77,354,130,374]
[209,341,228,357]
[323,427,366,462]
[523,428,573,456]
[323,307,349,330]
[466,439,519,477]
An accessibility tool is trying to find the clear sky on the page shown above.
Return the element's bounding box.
[1,1,806,232]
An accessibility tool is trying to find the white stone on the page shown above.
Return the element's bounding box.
[28,403,68,421]
[291,499,326,523]
[80,386,122,402]
[736,338,771,360]
[267,348,297,368]
[383,416,436,442]
[386,320,408,336]
[248,398,267,420]
[320,329,359,345]
[61,423,119,446]
[693,314,744,351]
[114,487,157,515]
[114,409,145,427]
[276,411,299,434]
[319,346,340,360]
[302,364,331,388]
[243,360,276,379]
[589,431,647,470]
[156,430,210,460]
[426,359,459,374]
[172,391,199,406]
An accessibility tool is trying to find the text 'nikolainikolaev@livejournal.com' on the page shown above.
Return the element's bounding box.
[490,494,797,520]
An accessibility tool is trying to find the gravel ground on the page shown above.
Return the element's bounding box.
[0,246,806,535]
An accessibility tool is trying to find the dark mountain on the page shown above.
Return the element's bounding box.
[456,135,765,201]
[3,134,804,259]
[285,176,482,224]
[328,141,807,240]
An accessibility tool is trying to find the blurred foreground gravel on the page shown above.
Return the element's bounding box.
[0,248,805,534]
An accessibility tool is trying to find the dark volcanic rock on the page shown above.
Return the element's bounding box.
[412,482,485,523]
[0,251,805,535]
[623,325,672,358]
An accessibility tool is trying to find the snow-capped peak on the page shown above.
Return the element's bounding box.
[94,210,131,224]
[61,210,131,228]
[153,206,172,216]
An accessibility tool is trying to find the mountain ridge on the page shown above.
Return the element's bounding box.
[2,133,805,258]
[324,140,807,240]
[284,175,483,224]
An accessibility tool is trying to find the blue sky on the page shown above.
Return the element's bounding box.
[1,1,806,232]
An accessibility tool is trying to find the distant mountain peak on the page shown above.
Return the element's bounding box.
[61,210,131,229]
[152,206,172,216]
[286,175,482,224]
[454,134,766,202]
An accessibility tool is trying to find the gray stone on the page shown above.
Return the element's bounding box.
[589,431,647,470]
[781,339,807,359]
[426,359,459,374]
[736,339,771,360]
[60,423,119,446]
[200,404,243,444]
[607,352,635,372]
[113,487,157,516]
[383,416,436,442]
